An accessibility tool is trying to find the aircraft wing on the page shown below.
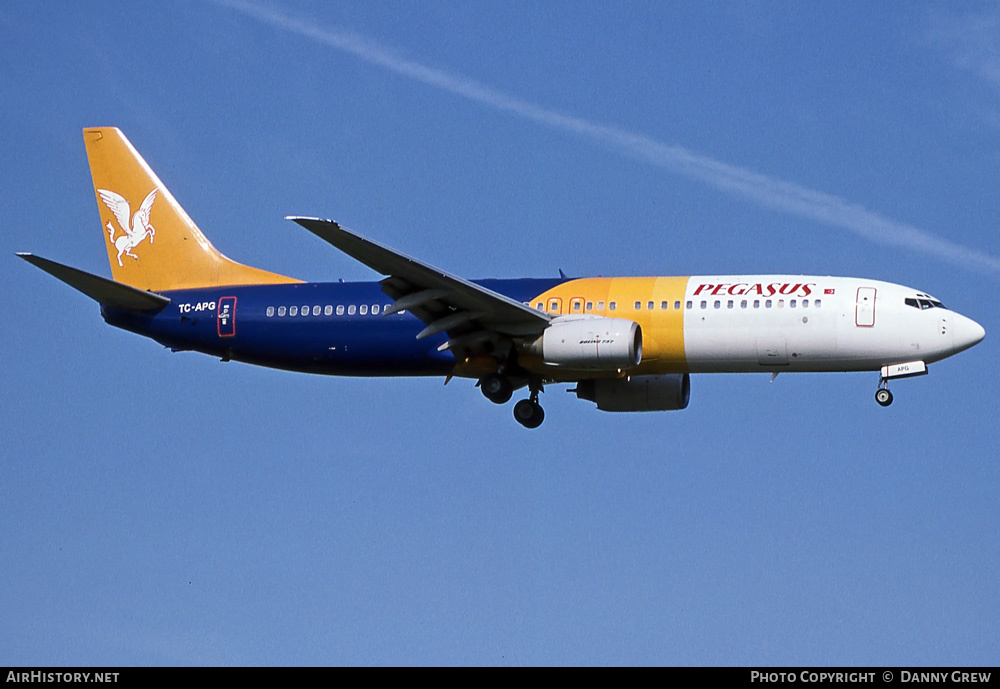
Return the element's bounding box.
[288,217,551,349]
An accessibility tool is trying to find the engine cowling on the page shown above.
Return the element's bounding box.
[574,374,690,412]
[528,316,642,370]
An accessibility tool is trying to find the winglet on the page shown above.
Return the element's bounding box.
[17,253,170,311]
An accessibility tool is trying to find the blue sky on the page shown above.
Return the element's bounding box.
[2,1,998,666]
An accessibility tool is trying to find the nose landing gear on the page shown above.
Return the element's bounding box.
[874,361,928,407]
[875,384,893,407]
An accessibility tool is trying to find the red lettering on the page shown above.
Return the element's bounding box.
[695,281,817,298]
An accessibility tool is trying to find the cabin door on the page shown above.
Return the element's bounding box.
[856,287,876,327]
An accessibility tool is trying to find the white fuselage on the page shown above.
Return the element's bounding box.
[680,276,983,373]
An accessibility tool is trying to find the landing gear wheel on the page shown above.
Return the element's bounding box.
[480,373,513,404]
[513,399,545,429]
[875,388,893,407]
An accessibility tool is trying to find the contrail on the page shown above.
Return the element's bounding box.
[218,0,1000,274]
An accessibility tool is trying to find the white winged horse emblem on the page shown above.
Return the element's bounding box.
[98,188,157,266]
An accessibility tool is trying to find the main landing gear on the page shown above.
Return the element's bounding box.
[513,381,544,429]
[478,373,545,428]
[875,379,893,407]
[480,373,513,404]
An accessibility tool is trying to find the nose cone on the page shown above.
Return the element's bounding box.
[954,314,986,353]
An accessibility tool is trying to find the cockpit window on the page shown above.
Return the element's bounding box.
[905,297,946,310]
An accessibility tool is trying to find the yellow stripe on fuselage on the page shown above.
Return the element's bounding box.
[530,277,691,374]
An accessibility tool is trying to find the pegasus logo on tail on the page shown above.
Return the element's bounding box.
[98,188,157,266]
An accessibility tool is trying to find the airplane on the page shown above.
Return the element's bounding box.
[18,128,986,428]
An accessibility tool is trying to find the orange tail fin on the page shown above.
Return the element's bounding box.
[84,127,301,291]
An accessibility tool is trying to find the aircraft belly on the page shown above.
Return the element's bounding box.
[244,317,454,375]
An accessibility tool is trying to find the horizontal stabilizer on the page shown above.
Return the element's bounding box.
[17,253,170,311]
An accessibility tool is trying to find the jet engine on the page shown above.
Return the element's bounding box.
[526,316,642,370]
[574,374,690,412]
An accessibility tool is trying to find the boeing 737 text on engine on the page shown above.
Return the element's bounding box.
[18,128,986,428]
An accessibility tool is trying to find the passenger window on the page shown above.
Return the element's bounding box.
[302,305,309,316]
[674,301,681,310]
[714,300,721,309]
[790,300,796,308]
[777,300,784,309]
[586,301,593,311]
[765,300,772,308]
[741,300,747,308]
[610,302,616,311]
[815,299,822,308]
[661,301,668,310]
[803,300,809,308]
[648,301,654,310]
[686,301,692,309]
[289,306,298,316]
[727,300,734,309]
[536,302,543,310]
[336,305,344,316]
[324,305,333,316]
[573,302,581,312]
[634,301,641,310]
[313,305,321,316]
[360,305,368,315]
[753,300,760,309]
[348,305,356,315]
[372,304,380,315]
[277,306,286,317]
[266,306,275,317]
[700,301,707,309]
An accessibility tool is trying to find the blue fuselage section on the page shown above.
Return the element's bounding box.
[102,278,566,376]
